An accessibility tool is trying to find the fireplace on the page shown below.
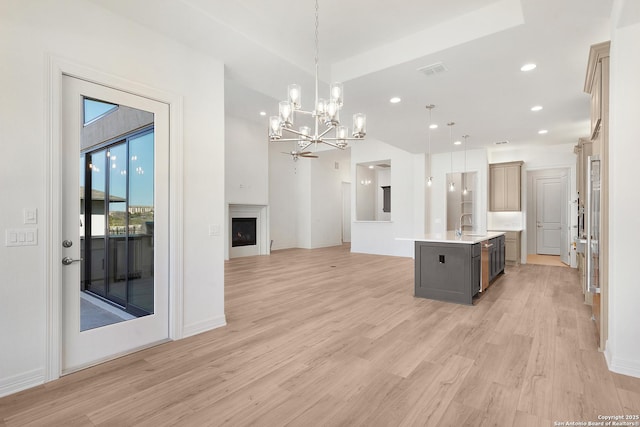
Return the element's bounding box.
[228,204,269,259]
[231,218,257,247]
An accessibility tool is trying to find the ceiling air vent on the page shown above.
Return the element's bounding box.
[417,62,448,77]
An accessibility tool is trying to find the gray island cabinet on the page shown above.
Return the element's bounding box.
[412,232,505,305]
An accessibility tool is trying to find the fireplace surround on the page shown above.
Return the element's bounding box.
[228,204,269,258]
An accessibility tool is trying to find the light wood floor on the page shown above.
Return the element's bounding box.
[2,245,639,426]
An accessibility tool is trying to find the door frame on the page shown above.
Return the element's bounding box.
[526,167,574,266]
[45,56,185,382]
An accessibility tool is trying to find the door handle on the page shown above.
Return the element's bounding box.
[62,256,83,265]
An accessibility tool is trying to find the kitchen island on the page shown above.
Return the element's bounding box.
[409,231,505,305]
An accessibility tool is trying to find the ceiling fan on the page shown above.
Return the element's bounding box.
[282,150,319,161]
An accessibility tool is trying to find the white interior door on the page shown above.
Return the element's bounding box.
[61,75,170,373]
[560,174,569,265]
[536,177,562,255]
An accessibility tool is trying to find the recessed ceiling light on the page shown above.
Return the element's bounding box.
[454,140,462,145]
[531,105,543,112]
[495,140,509,145]
[521,63,537,72]
[390,97,401,104]
[538,129,548,134]
[259,111,266,116]
[368,165,375,169]
[429,124,438,129]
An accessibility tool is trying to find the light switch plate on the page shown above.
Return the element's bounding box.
[6,230,18,246]
[209,224,220,236]
[24,208,37,224]
[5,228,38,247]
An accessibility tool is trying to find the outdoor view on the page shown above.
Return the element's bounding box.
[80,97,155,330]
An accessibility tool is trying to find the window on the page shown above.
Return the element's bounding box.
[83,98,118,126]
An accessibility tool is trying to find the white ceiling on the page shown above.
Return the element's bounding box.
[88,0,612,154]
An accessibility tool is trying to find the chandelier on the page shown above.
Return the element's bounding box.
[268,0,366,154]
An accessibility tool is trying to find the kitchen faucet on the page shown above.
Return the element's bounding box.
[457,213,473,236]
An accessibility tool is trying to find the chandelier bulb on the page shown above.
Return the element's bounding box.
[449,182,455,192]
[288,84,301,110]
[353,113,366,138]
[324,101,340,126]
[426,177,433,187]
[269,116,283,140]
[330,82,344,108]
[279,101,293,128]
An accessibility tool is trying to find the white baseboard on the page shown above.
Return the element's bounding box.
[270,240,297,251]
[182,314,227,338]
[0,368,45,398]
[606,345,640,379]
[608,358,640,378]
[604,339,613,369]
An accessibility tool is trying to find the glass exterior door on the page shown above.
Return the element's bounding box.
[62,75,169,373]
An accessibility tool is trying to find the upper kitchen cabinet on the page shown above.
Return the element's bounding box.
[585,41,610,144]
[489,161,523,211]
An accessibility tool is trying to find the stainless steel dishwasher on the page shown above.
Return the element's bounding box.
[481,240,492,292]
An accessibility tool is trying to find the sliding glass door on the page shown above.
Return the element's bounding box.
[82,128,155,317]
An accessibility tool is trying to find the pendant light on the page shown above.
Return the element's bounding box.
[448,122,455,192]
[462,134,469,195]
[425,105,435,187]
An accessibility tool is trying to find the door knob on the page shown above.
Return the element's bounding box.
[62,256,83,265]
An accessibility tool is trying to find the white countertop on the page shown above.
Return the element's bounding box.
[488,227,524,232]
[397,231,506,245]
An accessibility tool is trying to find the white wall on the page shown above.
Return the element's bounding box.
[225,115,269,205]
[607,5,640,377]
[430,148,488,235]
[296,158,312,249]
[356,165,376,220]
[0,0,226,396]
[488,144,577,265]
[351,139,424,257]
[310,149,351,248]
[269,145,350,250]
[225,115,269,259]
[268,144,302,250]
